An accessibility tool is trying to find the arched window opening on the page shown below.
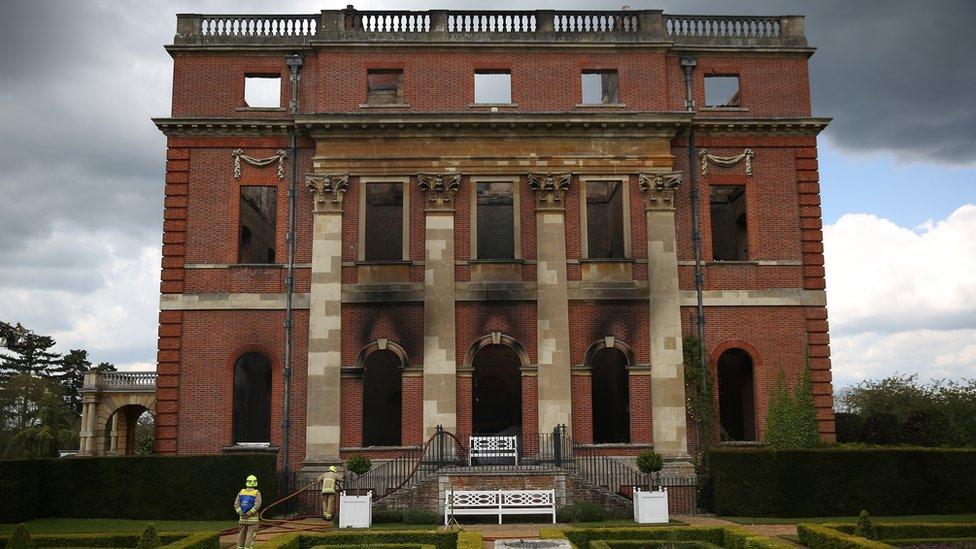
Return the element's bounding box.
[362,349,402,447]
[717,348,757,441]
[591,347,630,443]
[233,352,272,444]
[104,404,151,456]
[472,344,522,437]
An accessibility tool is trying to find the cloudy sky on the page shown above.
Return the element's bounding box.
[0,0,974,390]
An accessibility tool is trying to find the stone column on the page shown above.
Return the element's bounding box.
[418,173,460,438]
[305,174,349,463]
[639,172,690,459]
[528,173,573,434]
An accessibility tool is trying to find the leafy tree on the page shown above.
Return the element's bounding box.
[862,412,901,445]
[346,454,372,476]
[135,411,155,455]
[793,363,822,448]
[48,350,116,417]
[0,373,58,433]
[4,392,76,458]
[763,371,796,447]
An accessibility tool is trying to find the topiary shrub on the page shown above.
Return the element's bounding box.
[346,455,372,476]
[854,510,878,540]
[8,523,34,549]
[136,522,162,549]
[556,501,607,523]
[636,450,664,474]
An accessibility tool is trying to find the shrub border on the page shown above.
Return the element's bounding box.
[797,524,894,549]
[0,530,219,549]
[537,526,789,549]
[259,530,458,549]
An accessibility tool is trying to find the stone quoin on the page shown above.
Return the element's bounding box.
[146,6,834,475]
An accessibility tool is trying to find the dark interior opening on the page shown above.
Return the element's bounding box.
[717,348,757,441]
[476,181,515,260]
[364,182,404,261]
[472,344,522,437]
[232,352,272,443]
[710,185,748,261]
[591,347,630,443]
[362,349,403,446]
[586,180,626,259]
[238,186,277,264]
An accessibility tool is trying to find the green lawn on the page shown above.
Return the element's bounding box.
[721,514,976,525]
[0,518,237,535]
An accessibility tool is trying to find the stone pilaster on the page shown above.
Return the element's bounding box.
[528,173,573,434]
[418,173,460,437]
[305,174,348,462]
[639,172,689,459]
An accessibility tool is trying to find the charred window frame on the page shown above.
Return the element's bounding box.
[473,178,519,260]
[581,70,619,104]
[362,349,403,447]
[704,74,741,107]
[581,178,629,259]
[238,186,278,264]
[474,70,512,104]
[709,185,749,261]
[360,178,408,262]
[366,69,404,105]
[232,352,272,444]
[243,74,282,108]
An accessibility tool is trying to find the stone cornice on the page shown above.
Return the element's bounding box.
[153,115,829,137]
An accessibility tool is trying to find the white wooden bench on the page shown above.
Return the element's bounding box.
[444,489,556,525]
[468,435,518,466]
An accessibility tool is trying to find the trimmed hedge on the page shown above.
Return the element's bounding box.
[0,531,219,548]
[827,523,976,539]
[310,545,433,549]
[710,448,976,516]
[886,537,976,546]
[456,531,483,549]
[537,526,788,549]
[260,531,458,549]
[797,524,894,549]
[588,542,721,549]
[0,454,276,522]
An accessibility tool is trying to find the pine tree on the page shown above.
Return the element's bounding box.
[49,349,91,417]
[854,510,878,540]
[0,322,60,381]
[793,360,822,448]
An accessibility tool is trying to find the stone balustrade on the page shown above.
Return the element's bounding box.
[82,371,157,392]
[173,8,806,48]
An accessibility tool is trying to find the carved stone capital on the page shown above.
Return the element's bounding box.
[417,172,461,211]
[528,173,572,211]
[639,172,681,211]
[306,174,349,213]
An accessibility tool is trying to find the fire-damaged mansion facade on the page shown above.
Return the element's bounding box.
[152,8,835,472]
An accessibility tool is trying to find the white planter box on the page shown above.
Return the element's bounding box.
[633,487,669,524]
[338,491,372,528]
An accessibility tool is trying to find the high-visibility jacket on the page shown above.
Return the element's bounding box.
[319,471,341,494]
[234,488,262,524]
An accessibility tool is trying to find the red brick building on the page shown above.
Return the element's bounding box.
[152,7,834,476]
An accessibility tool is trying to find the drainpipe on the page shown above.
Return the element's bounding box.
[282,53,303,476]
[680,55,709,447]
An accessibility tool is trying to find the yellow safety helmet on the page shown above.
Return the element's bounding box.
[329,465,337,473]
[246,475,258,487]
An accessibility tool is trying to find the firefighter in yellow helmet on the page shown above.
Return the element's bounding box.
[233,475,262,549]
[318,465,342,520]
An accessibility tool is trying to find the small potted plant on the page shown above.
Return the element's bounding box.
[636,450,664,489]
[633,450,668,524]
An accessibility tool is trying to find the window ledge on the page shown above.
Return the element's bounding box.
[701,106,749,112]
[355,260,413,266]
[358,103,411,109]
[576,442,654,450]
[341,445,423,452]
[575,103,628,108]
[707,260,756,265]
[468,103,519,109]
[230,263,283,269]
[221,444,279,454]
[235,106,286,112]
[468,258,524,264]
[579,257,634,263]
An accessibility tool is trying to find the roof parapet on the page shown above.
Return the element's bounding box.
[172,8,807,49]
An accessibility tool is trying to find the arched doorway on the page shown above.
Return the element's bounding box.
[591,347,630,443]
[103,404,151,455]
[472,344,522,437]
[362,349,402,446]
[232,352,272,444]
[717,348,757,441]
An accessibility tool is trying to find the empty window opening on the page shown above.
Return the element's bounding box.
[244,75,281,108]
[362,349,403,447]
[367,69,404,105]
[586,180,626,259]
[704,75,740,107]
[710,185,748,261]
[232,352,272,444]
[474,71,512,104]
[581,70,619,104]
[238,186,277,264]
[472,344,522,439]
[476,181,515,260]
[717,348,757,441]
[591,347,630,444]
[364,182,404,261]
